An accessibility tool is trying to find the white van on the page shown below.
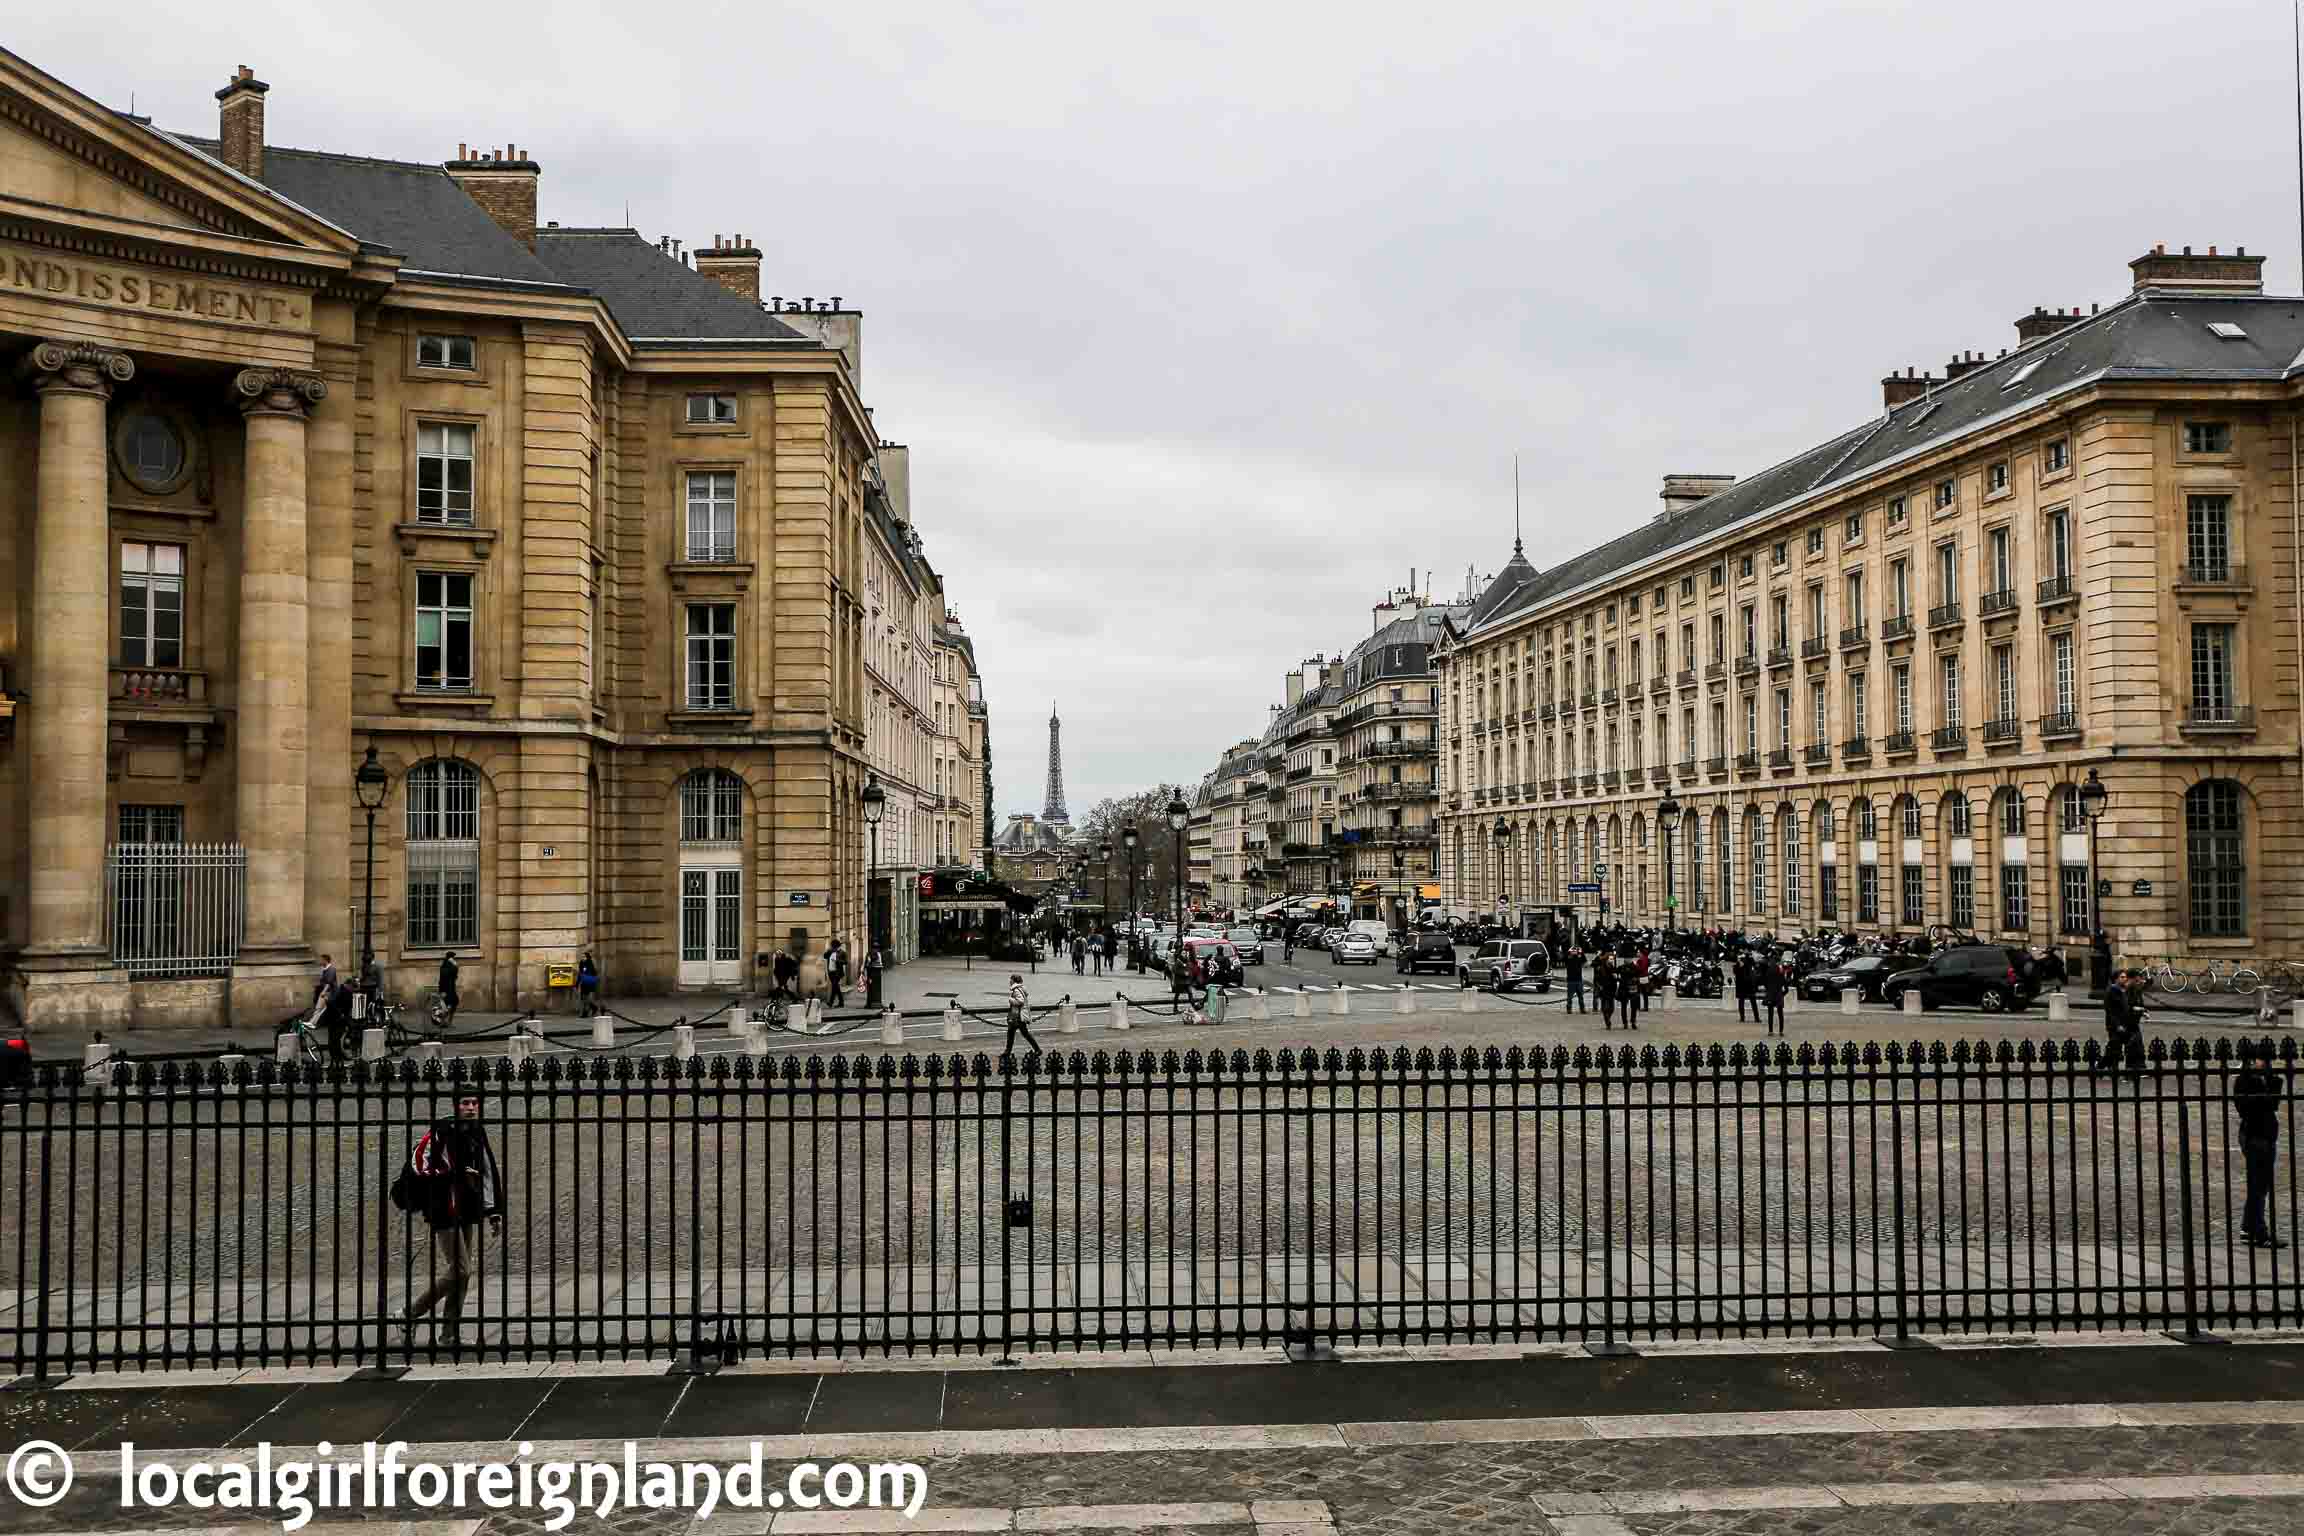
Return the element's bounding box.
[1346,919,1393,957]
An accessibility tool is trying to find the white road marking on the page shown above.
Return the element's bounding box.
[1531,1473,2304,1529]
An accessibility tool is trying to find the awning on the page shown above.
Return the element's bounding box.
[1253,898,1294,917]
[923,899,1009,914]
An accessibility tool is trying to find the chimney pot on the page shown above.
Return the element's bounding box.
[2129,242,2264,295]
[443,142,542,250]
[214,64,269,180]
[2208,245,2217,255]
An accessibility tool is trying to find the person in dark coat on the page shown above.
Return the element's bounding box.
[772,948,799,1000]
[576,953,601,1016]
[436,952,460,1029]
[1563,943,1587,1014]
[1595,950,1617,1028]
[1761,959,1789,1035]
[823,941,847,1008]
[1616,956,1641,1029]
[2098,968,2145,1076]
[1734,953,1759,1024]
[2234,1041,2288,1248]
[396,1091,505,1346]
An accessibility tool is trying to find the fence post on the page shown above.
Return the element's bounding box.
[354,1067,406,1380]
[1880,1057,1932,1350]
[2164,1047,2223,1344]
[31,1079,53,1381]
[1587,1047,1633,1356]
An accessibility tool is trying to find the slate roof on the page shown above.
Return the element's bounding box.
[1462,290,2304,636]
[534,229,808,342]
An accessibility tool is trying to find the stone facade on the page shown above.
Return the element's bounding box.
[0,53,979,1028]
[1431,247,2301,961]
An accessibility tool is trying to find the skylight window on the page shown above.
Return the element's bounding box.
[2003,358,2045,388]
[1904,400,1941,430]
[2207,321,2248,340]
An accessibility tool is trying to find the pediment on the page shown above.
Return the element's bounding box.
[0,47,357,262]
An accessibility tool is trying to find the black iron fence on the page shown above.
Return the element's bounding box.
[3,1035,2298,1376]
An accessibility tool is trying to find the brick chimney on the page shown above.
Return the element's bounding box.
[1944,349,1992,382]
[214,65,268,180]
[1880,367,1944,409]
[445,144,541,251]
[2014,306,2088,344]
[693,234,762,302]
[1656,473,1736,522]
[2129,243,2264,295]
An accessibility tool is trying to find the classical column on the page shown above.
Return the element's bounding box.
[302,348,356,969]
[9,341,134,1029]
[229,366,325,1018]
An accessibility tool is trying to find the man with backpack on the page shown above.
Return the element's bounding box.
[393,1091,505,1347]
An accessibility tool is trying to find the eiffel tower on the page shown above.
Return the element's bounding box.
[1041,703,1071,825]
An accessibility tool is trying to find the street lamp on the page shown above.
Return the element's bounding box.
[860,775,886,1005]
[1657,792,1683,934]
[353,746,389,991]
[1098,839,1113,930]
[2079,768,2111,996]
[1392,848,1406,933]
[1491,817,1512,933]
[1123,823,1141,969]
[1167,794,1190,961]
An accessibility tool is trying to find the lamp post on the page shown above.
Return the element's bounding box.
[1392,848,1406,934]
[1491,817,1511,936]
[1658,792,1683,935]
[1097,839,1113,936]
[1124,824,1141,969]
[1167,795,1190,978]
[353,746,389,993]
[2079,767,2111,996]
[861,775,886,1007]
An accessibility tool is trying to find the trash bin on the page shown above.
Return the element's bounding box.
[1204,987,1229,1024]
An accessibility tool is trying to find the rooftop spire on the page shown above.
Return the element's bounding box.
[1512,452,1524,559]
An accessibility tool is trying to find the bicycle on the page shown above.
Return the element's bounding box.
[2191,958,2262,995]
[2260,961,2304,1002]
[283,993,344,1062]
[2150,957,2192,995]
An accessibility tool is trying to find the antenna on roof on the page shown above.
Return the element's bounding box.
[1512,453,1524,559]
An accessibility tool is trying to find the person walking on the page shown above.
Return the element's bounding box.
[2098,968,2145,1076]
[1071,934,1086,975]
[576,953,600,1017]
[2235,1040,2288,1249]
[394,1090,505,1348]
[1563,943,1587,1014]
[1282,929,1295,965]
[1734,953,1758,1024]
[1595,950,1617,1028]
[824,940,848,1008]
[865,943,886,1010]
[1761,958,1788,1036]
[1617,955,1641,1029]
[436,952,461,1030]
[772,947,799,1000]
[1004,974,1042,1057]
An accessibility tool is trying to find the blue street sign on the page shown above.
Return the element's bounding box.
[1566,882,1603,893]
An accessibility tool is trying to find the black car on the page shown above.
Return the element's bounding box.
[1396,932,1458,975]
[1880,944,2039,1013]
[1798,953,1920,1004]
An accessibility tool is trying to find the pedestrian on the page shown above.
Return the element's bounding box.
[321,966,355,1060]
[865,944,886,1010]
[1004,973,1041,1056]
[436,951,460,1029]
[824,940,848,1008]
[1595,950,1617,1028]
[1283,930,1295,965]
[772,947,799,1000]
[1564,942,1586,1014]
[1071,934,1086,974]
[2091,927,2114,997]
[576,953,600,1016]
[1761,959,1788,1036]
[2098,968,2143,1076]
[393,1089,505,1348]
[1617,956,1641,1029]
[2235,1040,2288,1249]
[315,953,339,1012]
[1734,953,1758,1024]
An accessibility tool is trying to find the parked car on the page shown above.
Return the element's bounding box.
[1225,926,1266,964]
[1345,919,1394,958]
[1396,932,1458,976]
[1331,932,1381,965]
[1461,939,1552,992]
[1798,953,1920,1004]
[1880,944,2039,1013]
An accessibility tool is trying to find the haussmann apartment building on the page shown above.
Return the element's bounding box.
[1434,244,2300,965]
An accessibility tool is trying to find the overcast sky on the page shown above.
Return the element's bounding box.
[24,1,2300,829]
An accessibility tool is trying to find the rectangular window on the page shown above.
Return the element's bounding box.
[685,392,738,425]
[1739,553,1754,579]
[1989,526,2012,592]
[1887,494,1907,528]
[1819,863,1839,920]
[119,541,184,668]
[1769,594,1788,648]
[1950,865,1974,929]
[1710,563,1725,589]
[1858,864,1879,922]
[2045,508,2071,578]
[1845,511,1864,544]
[1809,678,1826,741]
[1940,654,1962,726]
[1740,604,1756,657]
[1772,540,1788,567]
[1892,663,1912,730]
[1806,526,1826,555]
[1935,541,1958,602]
[1987,461,2009,495]
[685,470,738,562]
[415,422,476,525]
[2052,631,2076,713]
[1843,570,1864,627]
[2044,438,2069,473]
[2001,864,2030,932]
[1680,574,1695,599]
[119,804,185,844]
[413,571,475,691]
[1848,673,1867,738]
[1890,557,1910,616]
[1994,643,2016,721]
[417,333,476,370]
[2190,623,2235,714]
[1807,584,1825,636]
[1775,688,1790,746]
[1934,478,1956,511]
[2185,495,2231,580]
[1900,864,1924,926]
[2059,864,2091,935]
[2184,421,2232,454]
[686,603,736,710]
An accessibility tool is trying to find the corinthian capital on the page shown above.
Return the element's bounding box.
[19,339,135,396]
[232,367,327,417]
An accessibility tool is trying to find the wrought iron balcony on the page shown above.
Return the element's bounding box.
[1768,747,1793,770]
[1927,600,1963,631]
[1840,623,1869,650]
[1734,749,1760,774]
[1734,654,1760,677]
[1766,646,1792,670]
[1623,678,1644,701]
[1601,686,1618,705]
[1805,742,1831,764]
[2177,561,2250,590]
[1979,588,2019,619]
[1579,772,1599,793]
[1930,723,1968,751]
[2039,709,2081,740]
[1842,734,1872,760]
[1883,728,1916,755]
[1705,754,1729,778]
[1677,668,1698,688]
[1539,701,1556,720]
[1982,716,2022,744]
[1677,757,1697,777]
[2182,702,2256,731]
[1881,614,1913,642]
[2037,574,2076,607]
[1579,690,1598,710]
[1800,636,1829,660]
[1650,765,1672,786]
[1705,661,1726,681]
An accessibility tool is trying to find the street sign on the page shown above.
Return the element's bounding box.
[788,892,811,906]
[2132,879,2154,898]
[2097,879,2112,899]
[1594,863,1609,877]
[1567,882,1603,893]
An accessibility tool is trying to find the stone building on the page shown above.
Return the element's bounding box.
[1275,656,1342,897]
[860,446,932,964]
[1432,246,2300,960]
[1204,738,1262,909]
[1331,595,1461,924]
[0,51,945,1028]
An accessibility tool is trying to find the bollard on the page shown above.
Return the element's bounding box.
[414,1039,443,1065]
[276,1031,299,1064]
[1840,988,1859,1016]
[2047,991,2071,1023]
[1902,987,1923,1016]
[591,1014,615,1048]
[1329,985,1350,1016]
[508,1031,537,1067]
[730,1009,751,1041]
[674,1024,697,1061]
[1459,985,1479,1013]
[1060,999,1080,1034]
[880,1006,904,1046]
[1110,996,1131,1031]
[1247,991,1272,1021]
[1663,987,1681,1012]
[83,1041,113,1072]
[2257,985,2277,1027]
[216,1052,245,1094]
[1293,990,1312,1018]
[2292,997,2304,1031]
[744,1019,769,1057]
[362,1026,387,1062]
[1394,986,1416,1015]
[942,1003,964,1042]
[805,998,824,1034]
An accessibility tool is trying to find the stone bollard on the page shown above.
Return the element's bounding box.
[362,1026,388,1062]
[508,1031,537,1068]
[1060,999,1080,1034]
[82,1041,118,1091]
[2292,997,2304,1031]
[276,1031,299,1064]
[744,1019,769,1057]
[1329,985,1350,1016]
[592,1014,615,1048]
[1902,988,1923,1017]
[216,1052,245,1094]
[1247,991,1272,1021]
[1663,987,1681,1012]
[414,1039,443,1065]
[881,1007,904,1046]
[1293,991,1313,1018]
[942,1003,965,1042]
[1110,996,1131,1032]
[1394,986,1416,1015]
[1459,985,1479,1013]
[805,999,825,1034]
[674,1024,697,1061]
[1840,988,1859,1016]
[2047,991,2071,1023]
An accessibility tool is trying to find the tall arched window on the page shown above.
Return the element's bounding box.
[1995,788,2030,934]
[1852,797,1878,922]
[407,759,481,948]
[680,769,744,844]
[1714,809,1732,916]
[2053,785,2091,936]
[1893,794,1924,926]
[1815,802,1838,920]
[1780,807,1801,917]
[1747,806,1767,915]
[2187,780,2246,936]
[1944,792,1975,931]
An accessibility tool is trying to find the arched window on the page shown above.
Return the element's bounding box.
[1781,807,1801,917]
[1892,795,1924,926]
[1815,800,1839,921]
[406,759,480,949]
[1714,809,1733,916]
[1946,792,1971,838]
[2187,780,2246,936]
[1994,788,2030,933]
[1999,788,2026,837]
[1747,807,1767,914]
[1855,797,1876,841]
[680,769,743,844]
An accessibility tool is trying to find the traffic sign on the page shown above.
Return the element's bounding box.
[1566,882,1603,893]
[2132,879,2154,897]
[1594,863,1610,876]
